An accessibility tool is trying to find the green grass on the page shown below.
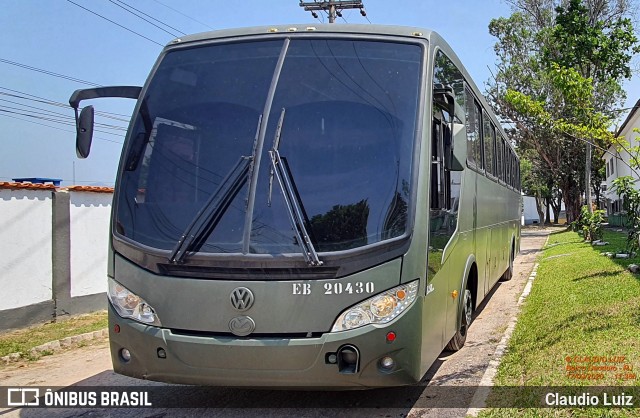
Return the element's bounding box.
[0,311,107,359]
[478,229,640,417]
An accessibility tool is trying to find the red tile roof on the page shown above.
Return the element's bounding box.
[0,182,114,193]
[65,186,114,194]
[0,182,57,191]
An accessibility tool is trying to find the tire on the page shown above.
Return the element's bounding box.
[500,246,514,282]
[445,288,473,351]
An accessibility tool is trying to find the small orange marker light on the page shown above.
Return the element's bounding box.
[451,290,459,299]
[386,331,397,343]
[396,289,406,300]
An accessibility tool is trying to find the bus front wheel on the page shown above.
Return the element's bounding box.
[445,287,473,351]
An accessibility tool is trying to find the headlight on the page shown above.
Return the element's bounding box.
[331,281,419,332]
[108,278,161,326]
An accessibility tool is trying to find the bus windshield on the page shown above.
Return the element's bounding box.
[115,38,422,257]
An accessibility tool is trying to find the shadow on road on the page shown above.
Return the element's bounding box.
[14,370,466,417]
[14,359,468,417]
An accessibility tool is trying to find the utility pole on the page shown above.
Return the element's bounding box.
[299,0,366,23]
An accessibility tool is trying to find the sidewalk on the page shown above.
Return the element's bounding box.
[0,229,552,418]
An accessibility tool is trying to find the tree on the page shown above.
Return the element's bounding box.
[500,63,613,222]
[487,0,639,222]
[520,152,550,224]
[543,0,640,213]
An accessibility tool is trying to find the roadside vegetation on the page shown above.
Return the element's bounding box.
[0,311,107,360]
[479,229,640,417]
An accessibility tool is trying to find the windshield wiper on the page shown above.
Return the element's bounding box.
[169,116,262,264]
[268,108,323,267]
[168,156,251,264]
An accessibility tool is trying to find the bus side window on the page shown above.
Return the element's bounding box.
[497,136,505,182]
[464,88,484,171]
[483,112,495,177]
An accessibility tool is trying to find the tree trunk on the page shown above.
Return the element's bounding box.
[551,193,562,224]
[561,180,582,223]
[535,195,546,226]
[545,198,551,224]
[585,141,592,213]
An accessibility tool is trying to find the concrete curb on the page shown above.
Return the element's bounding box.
[466,258,543,417]
[1,328,108,364]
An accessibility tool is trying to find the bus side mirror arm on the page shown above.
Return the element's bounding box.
[434,86,465,171]
[433,86,455,116]
[69,86,142,158]
[449,123,466,171]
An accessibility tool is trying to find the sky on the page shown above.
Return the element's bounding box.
[1,0,639,187]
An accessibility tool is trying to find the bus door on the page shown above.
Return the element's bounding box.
[427,104,457,347]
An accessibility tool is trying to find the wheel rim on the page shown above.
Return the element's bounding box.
[460,289,472,335]
[464,290,472,326]
[510,250,514,272]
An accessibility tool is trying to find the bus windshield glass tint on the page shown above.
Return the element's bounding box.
[115,39,421,256]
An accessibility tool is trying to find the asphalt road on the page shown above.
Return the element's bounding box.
[0,227,550,418]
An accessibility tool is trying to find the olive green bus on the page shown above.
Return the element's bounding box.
[70,24,521,388]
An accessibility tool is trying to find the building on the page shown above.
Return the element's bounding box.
[602,99,640,223]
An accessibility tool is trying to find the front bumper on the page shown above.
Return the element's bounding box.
[108,299,424,388]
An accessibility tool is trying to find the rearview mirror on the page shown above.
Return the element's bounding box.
[68,86,142,159]
[76,105,94,158]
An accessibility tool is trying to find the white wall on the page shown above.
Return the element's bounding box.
[69,191,112,297]
[0,189,53,310]
[522,195,540,225]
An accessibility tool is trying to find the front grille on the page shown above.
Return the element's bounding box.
[157,264,339,280]
[170,328,325,339]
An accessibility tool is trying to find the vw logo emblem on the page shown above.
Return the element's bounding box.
[230,287,254,311]
[229,316,256,336]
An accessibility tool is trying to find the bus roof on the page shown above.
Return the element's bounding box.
[168,24,435,45]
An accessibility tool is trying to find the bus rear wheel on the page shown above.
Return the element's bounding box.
[445,288,473,351]
[501,246,514,282]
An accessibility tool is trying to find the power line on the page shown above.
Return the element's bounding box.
[0,79,133,128]
[0,107,125,136]
[0,99,80,119]
[0,87,81,109]
[0,99,128,129]
[0,94,131,130]
[150,0,214,31]
[0,113,123,144]
[117,0,187,35]
[0,87,132,120]
[66,0,165,47]
[0,102,126,133]
[0,58,102,87]
[108,0,185,38]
